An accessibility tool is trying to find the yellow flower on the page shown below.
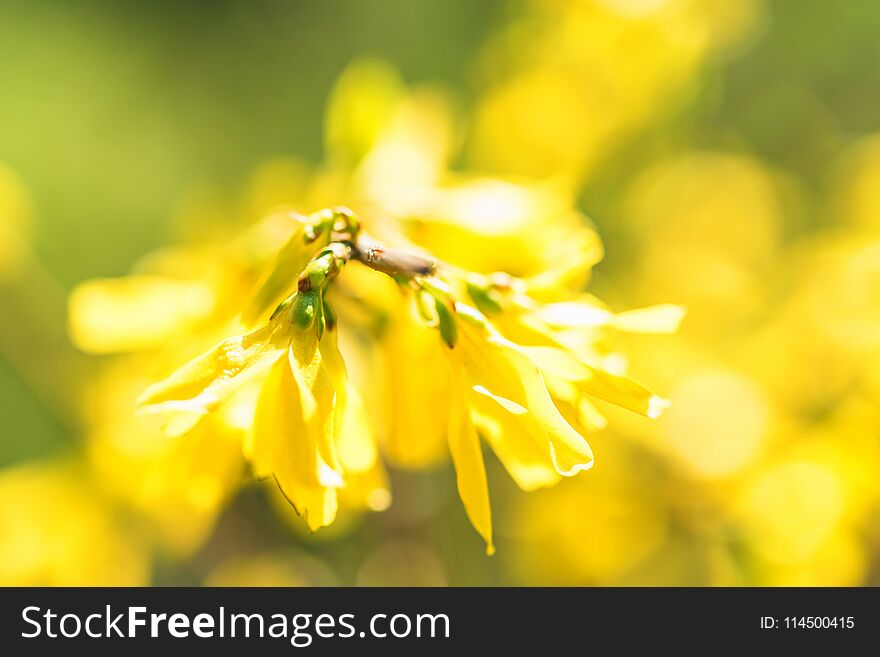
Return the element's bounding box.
[138,234,391,532]
[138,306,349,532]
[469,0,764,180]
[0,460,149,586]
[85,362,244,556]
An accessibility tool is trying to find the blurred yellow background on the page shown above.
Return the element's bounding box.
[2,0,879,586]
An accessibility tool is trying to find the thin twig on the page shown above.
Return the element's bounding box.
[349,232,436,278]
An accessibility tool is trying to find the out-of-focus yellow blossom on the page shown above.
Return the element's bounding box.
[324,57,408,171]
[400,179,604,288]
[735,457,868,586]
[505,135,880,584]
[136,207,669,552]
[470,0,764,180]
[0,461,148,586]
[661,368,772,479]
[504,437,668,585]
[624,153,787,331]
[70,208,296,354]
[83,359,245,556]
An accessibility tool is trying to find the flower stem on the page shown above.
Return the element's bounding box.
[350,231,436,278]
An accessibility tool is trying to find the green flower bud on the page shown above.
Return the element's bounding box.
[290,291,319,330]
[303,209,335,244]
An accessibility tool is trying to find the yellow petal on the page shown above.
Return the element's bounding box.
[382,296,451,467]
[448,350,493,554]
[291,329,344,488]
[472,385,528,415]
[576,397,608,432]
[321,326,392,512]
[336,383,388,500]
[471,393,560,491]
[403,178,601,283]
[320,328,379,474]
[530,362,609,435]
[536,300,613,330]
[525,345,670,419]
[137,316,294,435]
[250,346,338,531]
[609,304,686,334]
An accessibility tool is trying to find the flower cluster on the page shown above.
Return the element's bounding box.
[137,207,674,551]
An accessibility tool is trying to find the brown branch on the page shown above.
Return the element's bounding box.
[349,232,436,278]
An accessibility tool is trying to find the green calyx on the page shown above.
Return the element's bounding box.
[466,278,503,315]
[435,298,457,349]
[304,253,334,289]
[290,291,320,330]
[298,242,351,293]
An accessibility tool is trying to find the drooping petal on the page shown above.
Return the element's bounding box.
[470,393,560,491]
[321,327,391,511]
[290,328,344,488]
[456,306,594,477]
[576,397,609,432]
[447,350,494,554]
[250,344,338,531]
[527,358,609,434]
[137,316,294,435]
[382,296,451,467]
